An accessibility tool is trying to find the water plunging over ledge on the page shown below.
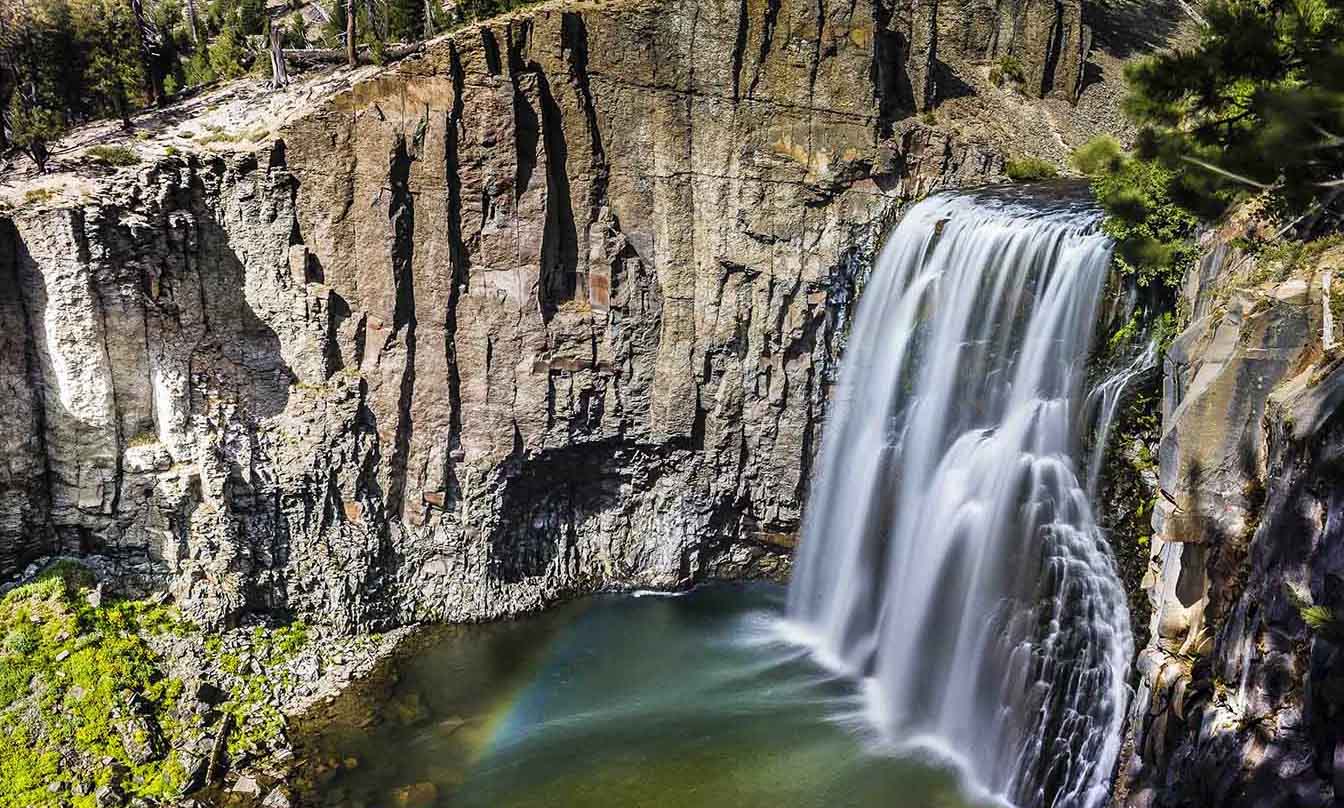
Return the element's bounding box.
[306,188,1134,808]
[786,189,1134,808]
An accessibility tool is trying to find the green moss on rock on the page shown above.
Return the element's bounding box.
[0,562,190,807]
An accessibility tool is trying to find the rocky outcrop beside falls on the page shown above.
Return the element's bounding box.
[1121,220,1344,807]
[1,0,1138,632]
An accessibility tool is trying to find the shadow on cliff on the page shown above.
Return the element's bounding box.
[0,218,54,579]
[188,204,295,419]
[486,438,664,584]
[1085,0,1189,59]
[1148,407,1344,807]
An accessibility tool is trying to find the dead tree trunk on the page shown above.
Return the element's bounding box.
[269,22,289,89]
[346,0,357,67]
[129,0,162,106]
[184,0,201,44]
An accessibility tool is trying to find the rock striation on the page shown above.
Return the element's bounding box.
[2,0,1121,631]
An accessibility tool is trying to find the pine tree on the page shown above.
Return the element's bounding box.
[1125,0,1344,225]
[70,0,147,126]
[1,0,75,170]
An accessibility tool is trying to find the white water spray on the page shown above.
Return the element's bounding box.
[787,190,1133,808]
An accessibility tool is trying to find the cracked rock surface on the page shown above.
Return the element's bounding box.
[1119,222,1344,808]
[1,0,1140,631]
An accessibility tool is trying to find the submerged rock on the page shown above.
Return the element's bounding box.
[389,781,439,808]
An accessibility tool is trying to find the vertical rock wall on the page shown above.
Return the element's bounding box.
[0,0,1105,631]
[1122,222,1344,807]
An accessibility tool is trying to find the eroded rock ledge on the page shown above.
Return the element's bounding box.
[1,0,1129,632]
[1120,220,1344,807]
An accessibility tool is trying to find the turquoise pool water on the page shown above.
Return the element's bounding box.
[309,583,998,808]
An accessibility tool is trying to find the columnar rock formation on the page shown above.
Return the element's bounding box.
[1121,224,1344,807]
[1,0,1108,630]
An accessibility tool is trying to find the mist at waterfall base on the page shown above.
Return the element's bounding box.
[311,189,1134,808]
[312,585,989,807]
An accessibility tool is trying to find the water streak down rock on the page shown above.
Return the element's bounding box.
[788,190,1132,808]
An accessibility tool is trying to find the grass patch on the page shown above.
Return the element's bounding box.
[85,145,140,167]
[1004,156,1058,182]
[22,188,57,206]
[215,621,308,760]
[125,429,159,449]
[0,562,323,807]
[195,126,246,146]
[1240,234,1344,288]
[0,562,191,808]
[989,54,1026,87]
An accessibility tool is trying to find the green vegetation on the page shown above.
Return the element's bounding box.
[1072,135,1203,292]
[194,124,269,146]
[0,562,190,808]
[0,561,319,808]
[1125,0,1344,224]
[1072,0,1344,295]
[1237,233,1344,286]
[1286,582,1344,643]
[0,0,545,172]
[86,144,140,166]
[1004,155,1058,182]
[22,186,57,205]
[216,621,308,760]
[989,54,1027,87]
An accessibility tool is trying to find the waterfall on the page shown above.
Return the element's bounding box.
[1084,339,1158,499]
[786,190,1133,808]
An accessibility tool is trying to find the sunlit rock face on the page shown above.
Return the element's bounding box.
[1119,225,1344,808]
[0,0,1118,631]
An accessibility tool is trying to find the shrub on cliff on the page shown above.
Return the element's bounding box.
[1004,156,1058,182]
[1072,135,1202,291]
[86,144,141,166]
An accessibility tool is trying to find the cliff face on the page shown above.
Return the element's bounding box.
[1122,223,1344,807]
[1,0,1116,630]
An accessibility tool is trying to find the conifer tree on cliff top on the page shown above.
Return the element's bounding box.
[1125,0,1344,227]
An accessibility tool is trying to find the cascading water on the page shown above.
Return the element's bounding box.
[787,189,1133,808]
[1084,339,1159,498]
